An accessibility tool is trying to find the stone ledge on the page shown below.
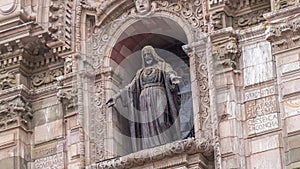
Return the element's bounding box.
[92,138,213,169]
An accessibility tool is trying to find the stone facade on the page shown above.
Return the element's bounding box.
[0,0,300,169]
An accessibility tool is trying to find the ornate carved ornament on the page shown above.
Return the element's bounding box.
[0,95,32,131]
[31,68,64,88]
[266,14,300,53]
[56,74,77,113]
[183,40,212,139]
[209,0,270,10]
[83,0,206,32]
[86,0,206,70]
[233,8,270,29]
[0,70,17,91]
[94,79,107,161]
[47,0,75,54]
[94,138,213,169]
[274,0,299,10]
[209,0,270,31]
[210,29,240,69]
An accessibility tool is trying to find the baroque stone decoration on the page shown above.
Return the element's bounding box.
[95,138,213,169]
[31,68,64,88]
[274,0,299,10]
[0,95,32,131]
[0,71,16,90]
[1,0,300,169]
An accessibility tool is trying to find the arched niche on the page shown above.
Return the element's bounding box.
[84,1,213,165]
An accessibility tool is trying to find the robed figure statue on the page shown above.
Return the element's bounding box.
[106,46,182,152]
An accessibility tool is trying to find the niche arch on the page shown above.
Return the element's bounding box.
[86,1,213,163]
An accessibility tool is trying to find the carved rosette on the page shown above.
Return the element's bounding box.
[95,138,213,169]
[0,96,32,131]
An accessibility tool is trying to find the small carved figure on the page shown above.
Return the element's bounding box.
[106,46,182,152]
[135,0,151,14]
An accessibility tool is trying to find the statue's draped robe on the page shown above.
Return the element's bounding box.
[120,62,181,152]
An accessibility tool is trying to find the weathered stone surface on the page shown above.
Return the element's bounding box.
[0,133,15,149]
[249,149,283,169]
[34,120,63,144]
[242,41,274,86]
[286,115,300,134]
[250,134,281,154]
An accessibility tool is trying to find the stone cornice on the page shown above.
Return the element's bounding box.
[265,8,300,54]
[93,138,213,169]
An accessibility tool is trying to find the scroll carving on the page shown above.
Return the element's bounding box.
[0,71,16,90]
[31,68,63,88]
[94,78,107,161]
[96,138,213,169]
[233,8,270,28]
[183,43,211,138]
[274,0,299,10]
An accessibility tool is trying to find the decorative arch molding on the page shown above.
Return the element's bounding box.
[78,0,216,165]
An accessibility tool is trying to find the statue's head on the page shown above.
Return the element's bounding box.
[135,0,151,14]
[141,46,164,67]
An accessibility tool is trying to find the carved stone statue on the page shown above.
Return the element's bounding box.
[135,0,151,14]
[107,46,182,152]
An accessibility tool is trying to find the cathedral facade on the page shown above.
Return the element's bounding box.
[0,0,299,168]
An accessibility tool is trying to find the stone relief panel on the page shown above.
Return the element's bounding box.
[31,68,63,88]
[0,96,32,131]
[233,8,270,29]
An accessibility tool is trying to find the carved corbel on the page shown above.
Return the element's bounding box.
[56,76,77,112]
[212,37,240,69]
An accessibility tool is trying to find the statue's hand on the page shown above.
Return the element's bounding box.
[106,97,116,107]
[170,75,182,84]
